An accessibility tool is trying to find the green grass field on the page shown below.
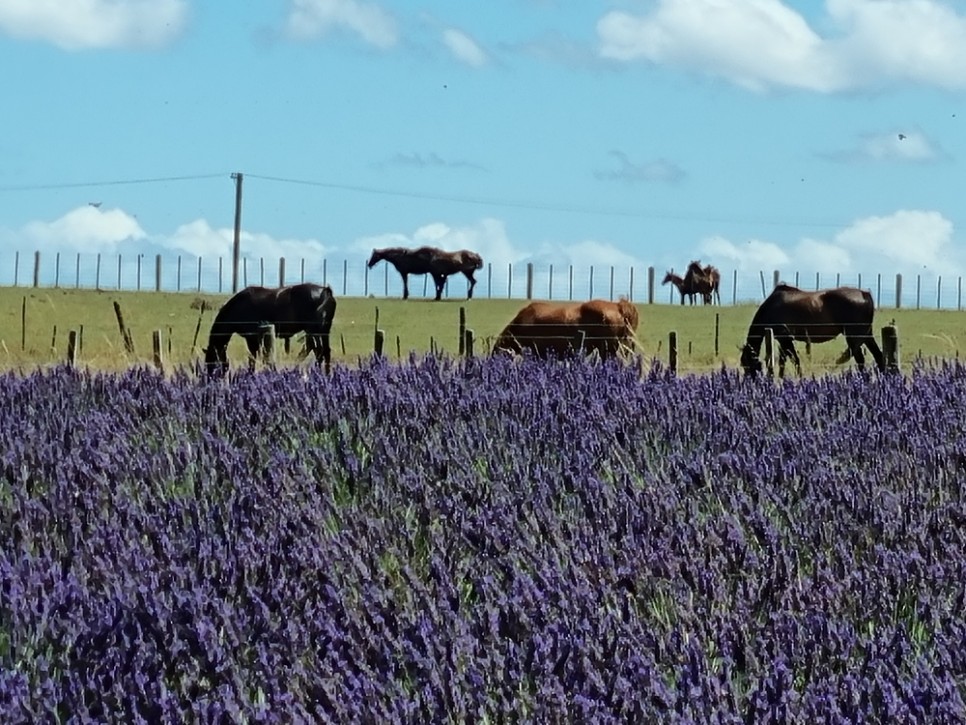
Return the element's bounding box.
[1,286,964,374]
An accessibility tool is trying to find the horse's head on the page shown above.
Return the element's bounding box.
[461,251,483,270]
[366,249,382,268]
[661,271,674,285]
[739,343,763,376]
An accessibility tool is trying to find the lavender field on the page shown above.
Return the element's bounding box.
[2,357,966,722]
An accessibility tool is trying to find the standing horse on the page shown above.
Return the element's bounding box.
[203,283,337,375]
[492,297,640,359]
[367,246,484,301]
[662,271,699,305]
[685,261,721,305]
[739,284,884,377]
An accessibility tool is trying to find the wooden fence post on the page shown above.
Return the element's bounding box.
[261,323,276,369]
[33,251,40,288]
[895,273,903,309]
[374,329,385,356]
[54,252,60,288]
[66,330,78,368]
[647,266,655,304]
[458,306,466,356]
[507,263,513,299]
[155,254,162,292]
[773,269,780,288]
[113,300,135,354]
[668,330,678,375]
[152,329,164,373]
[548,264,554,299]
[464,329,474,358]
[526,263,533,300]
[21,296,26,351]
[882,324,900,373]
[279,257,286,287]
[764,328,776,378]
[629,267,635,302]
[714,313,720,357]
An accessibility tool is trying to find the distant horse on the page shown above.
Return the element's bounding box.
[492,297,640,359]
[203,283,337,375]
[685,261,721,305]
[367,246,484,301]
[739,284,884,377]
[662,271,699,305]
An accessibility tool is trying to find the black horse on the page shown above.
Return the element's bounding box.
[203,283,336,375]
[367,246,483,300]
[740,284,885,377]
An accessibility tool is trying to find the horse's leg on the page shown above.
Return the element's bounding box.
[863,332,886,372]
[847,335,867,371]
[464,270,476,299]
[432,273,445,301]
[245,335,260,372]
[401,272,410,300]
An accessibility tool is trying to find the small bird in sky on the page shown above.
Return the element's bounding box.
[898,133,907,140]
[88,201,102,208]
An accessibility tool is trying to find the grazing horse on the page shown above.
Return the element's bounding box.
[203,283,337,375]
[662,271,699,305]
[492,297,640,359]
[685,261,721,305]
[367,246,484,301]
[739,284,885,377]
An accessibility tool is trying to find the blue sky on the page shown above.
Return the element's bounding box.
[1,0,965,303]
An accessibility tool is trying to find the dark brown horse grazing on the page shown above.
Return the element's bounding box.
[740,284,884,377]
[367,246,484,300]
[685,261,721,305]
[492,297,640,359]
[662,271,699,305]
[203,283,337,375]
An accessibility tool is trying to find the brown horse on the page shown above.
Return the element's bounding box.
[662,271,699,305]
[367,246,483,300]
[203,283,337,375]
[685,261,721,305]
[739,284,884,377]
[492,297,640,359]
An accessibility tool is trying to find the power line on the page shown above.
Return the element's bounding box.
[246,172,847,229]
[0,173,229,192]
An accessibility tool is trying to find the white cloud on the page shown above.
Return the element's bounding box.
[285,0,397,48]
[3,206,330,266]
[17,206,146,252]
[695,210,959,278]
[834,209,953,272]
[0,0,188,50]
[442,28,488,67]
[597,0,966,92]
[164,219,330,262]
[697,235,791,271]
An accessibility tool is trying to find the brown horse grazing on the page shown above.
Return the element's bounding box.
[685,261,721,305]
[492,297,640,359]
[739,284,885,377]
[203,283,337,375]
[662,271,699,305]
[367,246,484,300]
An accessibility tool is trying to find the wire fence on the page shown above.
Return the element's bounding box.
[1,248,963,311]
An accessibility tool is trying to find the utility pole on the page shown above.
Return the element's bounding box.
[231,172,243,293]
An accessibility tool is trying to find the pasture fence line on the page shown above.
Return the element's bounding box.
[29,307,909,379]
[5,250,964,311]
